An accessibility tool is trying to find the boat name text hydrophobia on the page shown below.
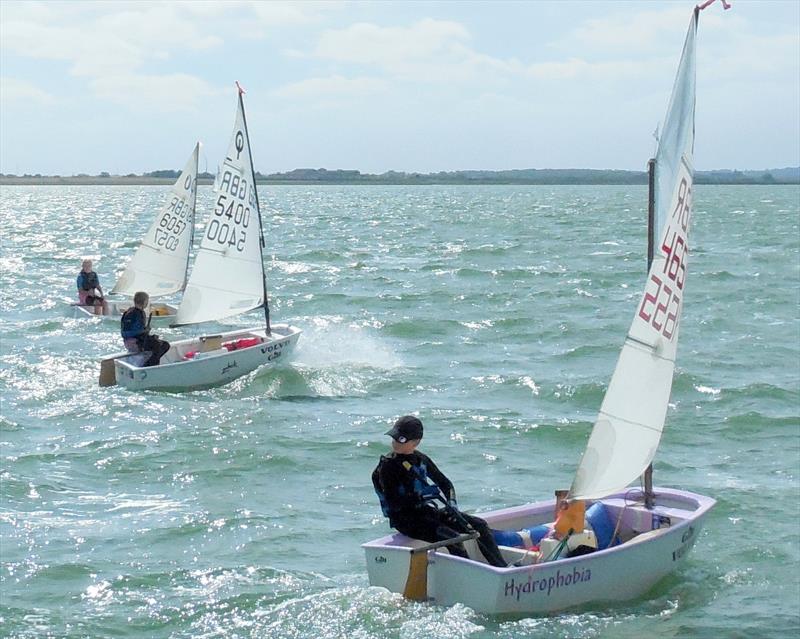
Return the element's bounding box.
[504,567,592,601]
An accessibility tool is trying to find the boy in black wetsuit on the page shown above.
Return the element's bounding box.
[120,291,170,367]
[372,415,507,567]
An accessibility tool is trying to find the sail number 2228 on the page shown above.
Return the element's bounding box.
[638,177,692,341]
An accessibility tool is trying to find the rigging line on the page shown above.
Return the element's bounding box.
[624,335,677,364]
[598,410,666,435]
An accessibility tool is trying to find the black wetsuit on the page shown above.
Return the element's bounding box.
[373,450,506,567]
[120,307,170,367]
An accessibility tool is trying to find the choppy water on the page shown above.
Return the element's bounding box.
[0,184,798,638]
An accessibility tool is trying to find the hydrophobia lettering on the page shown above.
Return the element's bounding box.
[504,567,592,601]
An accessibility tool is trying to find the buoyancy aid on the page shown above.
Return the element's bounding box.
[121,307,147,338]
[77,271,99,291]
[372,454,446,518]
[371,463,390,517]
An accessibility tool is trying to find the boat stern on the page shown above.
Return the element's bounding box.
[362,534,427,595]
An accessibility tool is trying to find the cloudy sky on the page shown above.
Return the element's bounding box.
[1,0,798,175]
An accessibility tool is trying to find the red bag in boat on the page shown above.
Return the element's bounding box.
[223,337,261,351]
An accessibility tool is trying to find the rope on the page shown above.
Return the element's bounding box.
[544,530,573,562]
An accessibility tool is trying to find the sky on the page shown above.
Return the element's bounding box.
[1,0,798,176]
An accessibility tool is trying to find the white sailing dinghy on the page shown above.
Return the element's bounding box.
[363,4,721,615]
[73,144,199,325]
[99,84,301,391]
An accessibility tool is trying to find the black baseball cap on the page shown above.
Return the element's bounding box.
[386,415,424,443]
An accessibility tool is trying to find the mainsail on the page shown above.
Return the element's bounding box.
[570,11,698,500]
[111,143,199,296]
[173,87,267,326]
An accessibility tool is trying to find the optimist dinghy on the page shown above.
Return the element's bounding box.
[363,3,723,614]
[73,144,200,325]
[99,84,300,391]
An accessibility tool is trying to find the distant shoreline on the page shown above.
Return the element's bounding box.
[1,167,797,186]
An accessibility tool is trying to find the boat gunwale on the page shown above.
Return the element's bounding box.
[71,299,179,322]
[108,323,301,373]
[362,486,716,574]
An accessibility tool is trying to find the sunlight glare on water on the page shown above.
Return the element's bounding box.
[0,184,798,638]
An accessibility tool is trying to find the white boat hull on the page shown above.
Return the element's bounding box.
[70,300,178,327]
[106,324,300,391]
[363,487,715,615]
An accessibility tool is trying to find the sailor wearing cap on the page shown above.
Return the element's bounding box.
[371,415,507,567]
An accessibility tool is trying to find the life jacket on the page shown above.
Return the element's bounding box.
[78,271,99,291]
[372,454,443,518]
[120,307,146,338]
[371,461,390,517]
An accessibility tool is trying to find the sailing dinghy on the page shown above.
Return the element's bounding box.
[363,4,721,614]
[73,144,199,325]
[99,84,301,391]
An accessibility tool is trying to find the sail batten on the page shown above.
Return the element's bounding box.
[570,12,698,501]
[111,144,199,297]
[173,89,267,327]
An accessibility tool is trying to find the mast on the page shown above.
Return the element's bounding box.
[643,157,656,509]
[181,142,200,294]
[236,82,271,335]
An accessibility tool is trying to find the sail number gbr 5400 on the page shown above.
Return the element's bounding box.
[638,176,692,341]
[206,170,254,252]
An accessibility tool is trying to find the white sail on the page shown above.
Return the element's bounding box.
[213,164,222,191]
[111,144,199,296]
[570,11,698,500]
[174,90,266,326]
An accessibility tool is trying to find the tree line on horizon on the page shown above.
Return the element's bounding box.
[2,166,798,184]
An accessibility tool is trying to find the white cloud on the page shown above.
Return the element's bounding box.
[315,18,471,68]
[1,1,796,173]
[303,19,522,91]
[567,6,691,54]
[1,19,143,76]
[89,73,222,111]
[0,77,55,104]
[272,75,388,100]
[0,5,221,78]
[305,15,666,89]
[249,0,341,26]
[0,0,320,111]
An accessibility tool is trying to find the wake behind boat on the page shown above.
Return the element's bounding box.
[72,143,200,325]
[99,83,301,391]
[363,3,722,614]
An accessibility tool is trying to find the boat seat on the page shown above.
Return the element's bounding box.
[185,348,227,361]
[200,335,223,352]
[127,352,150,367]
[650,506,695,521]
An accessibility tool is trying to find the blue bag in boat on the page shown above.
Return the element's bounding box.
[492,524,551,548]
[586,502,618,549]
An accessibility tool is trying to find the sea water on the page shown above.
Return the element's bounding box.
[1,184,798,638]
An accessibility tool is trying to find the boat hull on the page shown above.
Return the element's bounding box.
[70,300,178,327]
[106,324,301,391]
[363,487,715,615]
